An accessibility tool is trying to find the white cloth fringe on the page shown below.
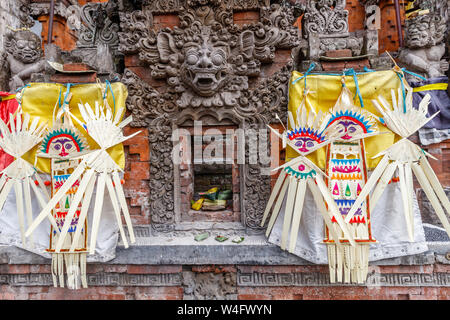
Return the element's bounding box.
[51,252,88,289]
[327,243,369,284]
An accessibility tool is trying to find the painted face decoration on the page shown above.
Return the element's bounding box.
[288,128,325,155]
[41,128,85,158]
[334,119,365,140]
[294,137,316,153]
[325,109,374,142]
[48,135,78,157]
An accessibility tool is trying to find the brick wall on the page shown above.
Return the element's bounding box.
[0,263,449,300]
[122,127,151,225]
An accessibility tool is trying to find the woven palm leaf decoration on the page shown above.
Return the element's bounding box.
[261,90,356,257]
[26,89,141,289]
[0,108,54,249]
[36,92,90,289]
[346,70,450,242]
[323,82,381,284]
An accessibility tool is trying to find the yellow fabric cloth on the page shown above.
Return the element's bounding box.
[1,94,16,101]
[20,82,128,174]
[412,83,448,92]
[287,70,403,169]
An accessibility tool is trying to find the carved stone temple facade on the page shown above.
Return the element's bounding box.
[0,0,449,300]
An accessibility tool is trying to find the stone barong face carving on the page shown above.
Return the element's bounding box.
[121,3,298,109]
[399,0,449,79]
[120,1,299,231]
[3,29,46,91]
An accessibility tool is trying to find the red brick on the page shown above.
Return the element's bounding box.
[63,63,93,72]
[8,265,30,274]
[124,55,146,68]
[50,72,98,84]
[191,265,237,274]
[434,264,450,273]
[30,265,51,274]
[128,162,150,180]
[233,11,260,26]
[134,286,183,300]
[325,49,352,58]
[375,265,434,274]
[238,265,329,274]
[237,294,271,300]
[346,0,365,32]
[378,3,406,54]
[127,265,181,274]
[321,59,370,72]
[153,14,180,29]
[124,128,150,162]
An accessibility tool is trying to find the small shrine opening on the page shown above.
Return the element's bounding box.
[179,126,240,223]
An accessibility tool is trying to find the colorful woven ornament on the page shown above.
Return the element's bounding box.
[262,89,355,255]
[0,107,53,249]
[323,82,380,284]
[25,83,141,289]
[348,69,450,242]
[35,92,90,289]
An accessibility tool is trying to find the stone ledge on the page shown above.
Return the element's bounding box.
[0,240,447,267]
[1,225,449,266]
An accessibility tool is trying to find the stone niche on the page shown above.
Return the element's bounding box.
[120,0,300,233]
[178,125,241,223]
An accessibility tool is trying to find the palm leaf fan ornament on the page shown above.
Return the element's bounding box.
[25,91,142,285]
[261,88,356,259]
[346,71,450,242]
[323,82,381,284]
[34,92,91,289]
[0,106,54,249]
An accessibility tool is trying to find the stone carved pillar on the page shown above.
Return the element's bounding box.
[360,0,380,56]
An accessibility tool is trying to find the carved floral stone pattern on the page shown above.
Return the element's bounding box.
[303,0,349,37]
[300,0,365,62]
[120,1,298,232]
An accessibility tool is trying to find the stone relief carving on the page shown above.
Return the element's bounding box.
[399,0,449,79]
[32,1,121,76]
[77,3,120,48]
[182,270,236,300]
[302,0,364,63]
[359,0,380,56]
[303,0,349,37]
[17,0,35,29]
[301,0,363,61]
[2,29,46,92]
[120,2,298,232]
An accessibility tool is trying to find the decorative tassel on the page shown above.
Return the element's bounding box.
[80,252,87,288]
[58,253,64,288]
[51,254,58,287]
[327,244,336,283]
[336,244,343,283]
